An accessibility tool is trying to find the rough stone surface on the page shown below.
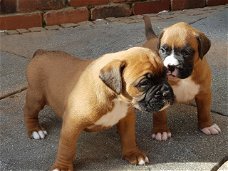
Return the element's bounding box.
[0,92,227,170]
[16,29,30,34]
[0,51,28,99]
[60,23,79,28]
[5,30,19,35]
[28,27,45,32]
[45,25,61,30]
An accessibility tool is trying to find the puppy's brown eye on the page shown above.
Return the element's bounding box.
[181,47,194,57]
[136,78,150,90]
[182,50,190,57]
[139,79,149,86]
[159,45,171,56]
[160,47,166,54]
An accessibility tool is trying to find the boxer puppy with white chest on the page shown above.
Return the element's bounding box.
[143,16,221,141]
[24,47,174,170]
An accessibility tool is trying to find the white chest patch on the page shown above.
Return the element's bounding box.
[172,77,200,103]
[93,99,129,127]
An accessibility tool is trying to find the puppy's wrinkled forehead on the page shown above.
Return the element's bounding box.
[161,23,198,49]
[124,51,164,82]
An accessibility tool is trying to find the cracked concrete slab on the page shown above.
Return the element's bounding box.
[0,91,227,170]
[0,51,28,99]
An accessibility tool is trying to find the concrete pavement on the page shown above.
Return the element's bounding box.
[0,5,227,170]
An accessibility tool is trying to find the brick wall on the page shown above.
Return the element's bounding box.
[0,0,226,30]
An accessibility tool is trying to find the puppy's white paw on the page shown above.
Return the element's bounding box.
[201,124,221,135]
[138,157,149,165]
[31,130,47,139]
[152,132,171,141]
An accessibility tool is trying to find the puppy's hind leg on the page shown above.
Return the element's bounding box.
[24,88,47,139]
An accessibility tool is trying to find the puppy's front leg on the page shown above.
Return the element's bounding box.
[195,91,221,135]
[152,110,171,141]
[52,115,82,171]
[117,107,149,165]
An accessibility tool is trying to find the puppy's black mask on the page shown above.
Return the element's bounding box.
[159,44,195,79]
[135,70,174,113]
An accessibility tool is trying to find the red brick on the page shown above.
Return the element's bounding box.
[43,7,89,26]
[206,0,226,6]
[91,4,132,20]
[17,0,66,12]
[110,0,127,2]
[0,12,43,30]
[68,0,109,7]
[171,0,205,11]
[1,0,17,13]
[133,0,170,15]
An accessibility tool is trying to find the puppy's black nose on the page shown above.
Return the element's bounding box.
[167,65,175,73]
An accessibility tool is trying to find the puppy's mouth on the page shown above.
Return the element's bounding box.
[132,83,175,113]
[166,65,180,80]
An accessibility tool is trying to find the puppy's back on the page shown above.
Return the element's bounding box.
[26,50,92,114]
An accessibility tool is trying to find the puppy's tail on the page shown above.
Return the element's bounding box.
[143,15,157,40]
[32,49,46,58]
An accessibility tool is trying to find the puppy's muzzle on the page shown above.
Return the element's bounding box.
[137,82,174,113]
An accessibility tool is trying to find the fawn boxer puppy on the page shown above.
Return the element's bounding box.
[24,47,174,170]
[143,16,221,141]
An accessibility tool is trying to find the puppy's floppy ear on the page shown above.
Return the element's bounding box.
[99,60,126,94]
[196,32,211,59]
[157,31,164,50]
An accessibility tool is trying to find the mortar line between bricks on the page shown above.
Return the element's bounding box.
[1,50,28,59]
[0,87,27,100]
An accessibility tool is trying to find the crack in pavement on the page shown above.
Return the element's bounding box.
[0,87,27,100]
[188,16,208,25]
[0,86,225,117]
[0,50,28,59]
[211,156,228,171]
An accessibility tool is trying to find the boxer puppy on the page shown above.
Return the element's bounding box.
[24,47,174,170]
[143,16,221,141]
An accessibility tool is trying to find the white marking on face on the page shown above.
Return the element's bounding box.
[91,99,129,128]
[172,76,200,103]
[163,50,179,67]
